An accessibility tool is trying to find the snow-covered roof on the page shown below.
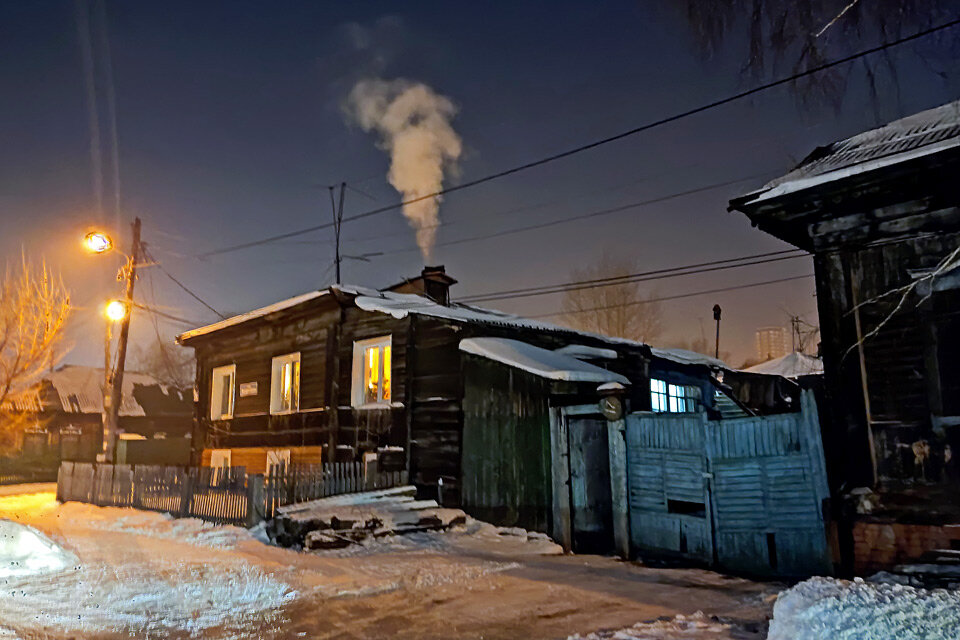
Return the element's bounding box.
[650,347,727,370]
[742,352,823,378]
[460,338,629,384]
[737,100,960,206]
[351,288,577,333]
[553,344,618,360]
[6,365,191,416]
[177,290,330,343]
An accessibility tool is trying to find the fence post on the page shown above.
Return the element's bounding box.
[246,473,265,527]
[180,468,195,518]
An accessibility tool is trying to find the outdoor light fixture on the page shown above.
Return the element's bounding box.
[104,300,128,322]
[84,231,113,254]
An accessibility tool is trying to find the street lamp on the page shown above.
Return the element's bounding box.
[83,219,142,463]
[104,299,128,322]
[84,231,113,254]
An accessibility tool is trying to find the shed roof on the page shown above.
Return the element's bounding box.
[733,100,960,207]
[459,337,629,384]
[742,352,823,378]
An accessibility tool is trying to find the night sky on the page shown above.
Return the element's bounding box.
[2,1,958,367]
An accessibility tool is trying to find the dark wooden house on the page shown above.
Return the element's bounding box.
[177,266,746,534]
[3,365,192,463]
[730,100,960,570]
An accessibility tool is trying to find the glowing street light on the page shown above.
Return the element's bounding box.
[104,300,128,322]
[83,231,113,254]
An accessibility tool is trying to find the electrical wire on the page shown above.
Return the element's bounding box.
[528,274,816,318]
[143,246,226,319]
[457,252,809,304]
[196,18,960,259]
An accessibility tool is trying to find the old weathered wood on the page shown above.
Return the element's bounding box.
[607,417,630,559]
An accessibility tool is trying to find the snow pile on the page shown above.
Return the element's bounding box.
[0,561,296,636]
[0,519,77,579]
[768,576,960,640]
[568,612,734,639]
[58,502,253,549]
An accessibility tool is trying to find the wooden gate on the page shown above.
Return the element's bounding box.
[550,405,616,554]
[626,413,714,564]
[624,391,832,576]
[568,413,614,553]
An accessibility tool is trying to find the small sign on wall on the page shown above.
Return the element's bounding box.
[239,381,258,397]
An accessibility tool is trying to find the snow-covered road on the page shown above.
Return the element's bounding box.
[0,488,778,639]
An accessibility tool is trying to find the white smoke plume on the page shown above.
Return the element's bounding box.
[347,78,462,260]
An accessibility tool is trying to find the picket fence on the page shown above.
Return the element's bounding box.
[56,461,408,527]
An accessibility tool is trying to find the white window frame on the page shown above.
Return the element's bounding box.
[352,335,392,408]
[270,352,301,415]
[266,449,291,476]
[209,449,231,470]
[210,364,236,420]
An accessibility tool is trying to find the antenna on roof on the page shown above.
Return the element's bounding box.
[328,182,346,285]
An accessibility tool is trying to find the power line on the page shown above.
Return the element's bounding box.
[460,249,802,300]
[458,252,809,304]
[196,18,960,259]
[372,174,771,258]
[144,247,226,319]
[528,274,816,318]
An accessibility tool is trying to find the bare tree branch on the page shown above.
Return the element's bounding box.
[559,255,664,343]
[0,254,71,447]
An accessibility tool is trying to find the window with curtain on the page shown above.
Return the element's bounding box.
[352,336,392,407]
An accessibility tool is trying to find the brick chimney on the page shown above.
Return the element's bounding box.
[384,265,457,305]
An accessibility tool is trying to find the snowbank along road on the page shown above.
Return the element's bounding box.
[0,488,779,639]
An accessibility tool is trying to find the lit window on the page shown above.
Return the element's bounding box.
[650,378,700,413]
[352,336,392,407]
[651,378,668,412]
[270,353,301,414]
[210,365,236,420]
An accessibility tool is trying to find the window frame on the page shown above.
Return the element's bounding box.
[266,449,291,476]
[209,364,236,420]
[270,352,301,415]
[650,377,701,414]
[351,335,393,408]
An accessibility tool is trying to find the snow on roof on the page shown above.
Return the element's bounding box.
[553,344,618,360]
[650,347,727,369]
[739,100,960,206]
[742,352,823,378]
[352,288,573,331]
[459,337,629,384]
[16,365,189,417]
[177,290,330,343]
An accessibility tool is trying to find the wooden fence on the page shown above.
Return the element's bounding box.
[0,465,59,486]
[263,462,407,519]
[56,461,408,526]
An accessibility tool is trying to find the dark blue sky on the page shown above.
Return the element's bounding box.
[2,1,957,366]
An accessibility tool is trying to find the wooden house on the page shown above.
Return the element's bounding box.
[177,266,747,536]
[729,100,960,572]
[3,365,192,464]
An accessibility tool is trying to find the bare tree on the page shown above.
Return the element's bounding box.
[0,256,71,446]
[560,255,664,343]
[132,332,195,390]
[677,0,958,114]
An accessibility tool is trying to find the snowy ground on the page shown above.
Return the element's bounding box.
[768,576,960,640]
[0,488,779,639]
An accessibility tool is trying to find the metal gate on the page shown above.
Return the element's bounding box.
[625,391,831,576]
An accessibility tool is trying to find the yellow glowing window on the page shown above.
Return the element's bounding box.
[270,353,300,414]
[353,336,392,406]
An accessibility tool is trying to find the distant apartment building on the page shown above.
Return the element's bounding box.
[755,326,788,362]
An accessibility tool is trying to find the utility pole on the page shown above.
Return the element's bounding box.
[328,183,345,285]
[101,216,141,462]
[712,304,722,359]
